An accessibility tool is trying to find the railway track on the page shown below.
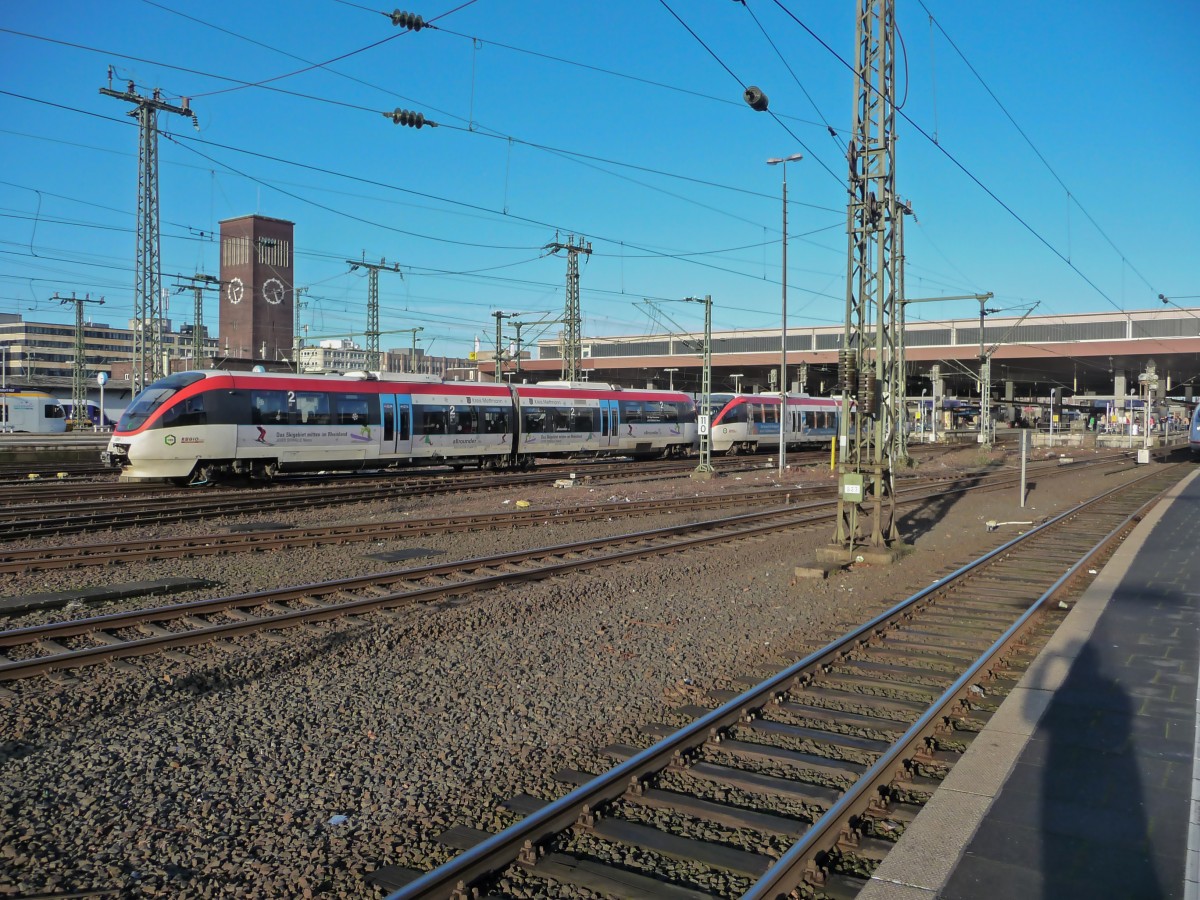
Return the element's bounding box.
[375,464,1186,900]
[0,455,1154,687]
[0,453,1141,576]
[0,458,749,541]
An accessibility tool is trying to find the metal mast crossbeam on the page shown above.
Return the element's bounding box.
[545,234,592,382]
[347,256,401,371]
[100,79,195,395]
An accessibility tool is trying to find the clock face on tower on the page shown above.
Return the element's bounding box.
[263,278,285,305]
[227,277,244,305]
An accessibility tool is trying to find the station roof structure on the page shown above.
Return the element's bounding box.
[508,307,1200,400]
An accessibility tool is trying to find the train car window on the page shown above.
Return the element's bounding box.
[522,408,545,433]
[619,400,644,423]
[414,405,449,434]
[482,407,510,433]
[643,401,678,424]
[600,406,609,436]
[161,393,206,428]
[251,390,289,424]
[453,405,477,434]
[398,407,410,440]
[292,391,330,425]
[676,402,696,423]
[580,408,600,432]
[45,404,66,419]
[335,394,371,426]
[549,407,572,432]
[383,403,394,442]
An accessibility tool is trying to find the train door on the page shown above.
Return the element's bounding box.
[381,394,413,459]
[599,399,617,449]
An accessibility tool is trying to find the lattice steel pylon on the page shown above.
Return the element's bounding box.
[100,77,195,395]
[347,256,401,371]
[832,0,901,556]
[173,274,220,366]
[56,292,105,429]
[545,234,592,382]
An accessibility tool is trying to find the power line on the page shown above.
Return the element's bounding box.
[763,0,1149,317]
[915,0,1158,297]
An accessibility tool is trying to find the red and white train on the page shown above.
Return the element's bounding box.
[706,392,841,455]
[102,370,697,483]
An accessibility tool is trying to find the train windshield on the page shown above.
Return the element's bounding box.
[697,393,735,416]
[118,372,207,431]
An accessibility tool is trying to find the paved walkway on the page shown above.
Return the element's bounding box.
[858,466,1200,900]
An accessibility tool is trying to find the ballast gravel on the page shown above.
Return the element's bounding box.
[0,447,1163,897]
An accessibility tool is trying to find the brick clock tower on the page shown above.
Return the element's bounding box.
[218,214,295,362]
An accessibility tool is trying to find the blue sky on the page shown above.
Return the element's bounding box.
[2,0,1197,360]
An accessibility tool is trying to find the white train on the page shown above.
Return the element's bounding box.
[706,392,840,455]
[102,371,697,483]
[1190,403,1200,457]
[0,390,68,434]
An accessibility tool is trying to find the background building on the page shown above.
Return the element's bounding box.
[219,214,295,362]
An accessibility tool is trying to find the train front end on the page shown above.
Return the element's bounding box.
[103,372,230,483]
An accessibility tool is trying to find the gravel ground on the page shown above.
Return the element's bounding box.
[0,446,1166,898]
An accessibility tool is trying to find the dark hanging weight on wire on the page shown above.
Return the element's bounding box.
[743,86,769,112]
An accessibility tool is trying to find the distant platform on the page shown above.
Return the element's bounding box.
[0,432,109,465]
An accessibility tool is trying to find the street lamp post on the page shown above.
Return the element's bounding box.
[767,153,802,477]
[731,373,744,394]
[664,368,678,391]
[1049,388,1057,444]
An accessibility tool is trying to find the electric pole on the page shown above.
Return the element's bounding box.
[685,294,715,480]
[893,199,914,464]
[392,327,423,373]
[545,234,592,382]
[56,292,105,429]
[173,273,220,366]
[293,286,310,372]
[509,320,529,376]
[100,72,196,394]
[347,255,402,371]
[492,311,513,381]
[829,0,901,561]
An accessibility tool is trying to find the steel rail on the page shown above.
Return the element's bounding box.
[744,479,1163,896]
[0,464,1052,679]
[0,455,1128,575]
[383,466,1178,900]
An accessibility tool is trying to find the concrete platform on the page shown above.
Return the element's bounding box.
[858,467,1200,900]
